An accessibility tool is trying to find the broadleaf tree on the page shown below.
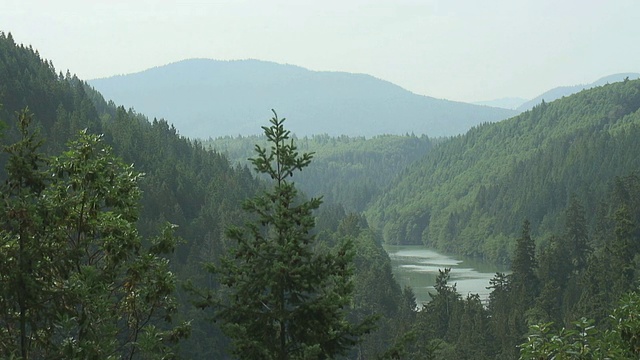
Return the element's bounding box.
[0,109,189,359]
[211,111,374,359]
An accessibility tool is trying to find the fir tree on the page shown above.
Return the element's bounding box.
[212,111,373,359]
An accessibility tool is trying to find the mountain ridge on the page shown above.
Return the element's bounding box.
[516,72,640,111]
[88,58,517,138]
[472,97,528,110]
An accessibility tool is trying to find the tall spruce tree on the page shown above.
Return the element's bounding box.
[212,111,372,359]
[511,219,538,306]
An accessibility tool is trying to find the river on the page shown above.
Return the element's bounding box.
[384,245,508,306]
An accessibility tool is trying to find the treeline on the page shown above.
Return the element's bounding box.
[366,79,640,263]
[0,31,261,357]
[3,31,640,359]
[0,32,416,359]
[388,172,640,359]
[206,132,434,212]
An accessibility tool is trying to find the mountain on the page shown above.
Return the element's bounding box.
[88,59,518,138]
[365,78,640,263]
[516,72,640,111]
[472,97,527,110]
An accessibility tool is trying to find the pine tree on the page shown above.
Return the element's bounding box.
[212,111,372,359]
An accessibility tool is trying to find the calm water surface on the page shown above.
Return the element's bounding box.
[383,245,508,306]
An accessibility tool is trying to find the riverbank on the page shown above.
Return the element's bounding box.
[383,245,509,306]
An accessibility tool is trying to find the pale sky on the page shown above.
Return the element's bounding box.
[2,0,639,103]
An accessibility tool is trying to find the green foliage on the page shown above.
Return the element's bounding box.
[0,34,262,357]
[564,195,590,272]
[365,79,640,261]
[0,110,188,358]
[520,291,640,359]
[511,220,538,308]
[519,318,611,359]
[5,30,640,360]
[0,109,52,358]
[205,133,433,213]
[211,112,374,359]
[611,291,640,356]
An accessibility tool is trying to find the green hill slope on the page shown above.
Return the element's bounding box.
[365,79,640,263]
[206,132,434,212]
[1,32,414,358]
[0,33,259,260]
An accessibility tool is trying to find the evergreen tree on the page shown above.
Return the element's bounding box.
[611,205,636,295]
[564,195,590,273]
[0,109,52,358]
[488,220,539,358]
[211,111,373,359]
[425,268,462,341]
[487,272,516,359]
[534,237,570,324]
[511,219,538,307]
[455,294,492,360]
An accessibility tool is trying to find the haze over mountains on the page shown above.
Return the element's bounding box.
[514,72,640,111]
[472,97,528,110]
[88,59,517,138]
[472,73,640,111]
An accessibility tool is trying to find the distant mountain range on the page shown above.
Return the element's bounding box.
[515,73,640,111]
[473,73,640,112]
[472,97,528,110]
[88,59,517,138]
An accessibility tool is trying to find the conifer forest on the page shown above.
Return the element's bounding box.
[2,31,640,359]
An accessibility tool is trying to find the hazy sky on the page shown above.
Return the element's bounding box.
[3,0,639,102]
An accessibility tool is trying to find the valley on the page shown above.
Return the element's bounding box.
[2,31,640,359]
[385,245,508,305]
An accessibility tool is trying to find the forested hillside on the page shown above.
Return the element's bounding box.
[207,132,434,212]
[88,58,518,138]
[0,32,414,359]
[516,72,640,111]
[0,32,261,266]
[366,79,640,263]
[4,31,640,360]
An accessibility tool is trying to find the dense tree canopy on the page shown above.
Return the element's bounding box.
[206,132,434,213]
[0,110,188,358]
[365,79,640,263]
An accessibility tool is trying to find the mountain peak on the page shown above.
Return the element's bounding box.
[89,58,517,138]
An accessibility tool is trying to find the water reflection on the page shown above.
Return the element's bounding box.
[384,245,508,306]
